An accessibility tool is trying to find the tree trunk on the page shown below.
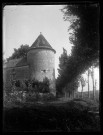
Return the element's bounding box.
[81,86,83,98]
[95,80,97,91]
[95,80,97,99]
[77,87,79,98]
[88,70,90,98]
[93,80,95,99]
[92,66,95,99]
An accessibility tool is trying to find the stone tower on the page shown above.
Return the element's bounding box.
[27,33,56,95]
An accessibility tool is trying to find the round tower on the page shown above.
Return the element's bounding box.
[27,33,56,95]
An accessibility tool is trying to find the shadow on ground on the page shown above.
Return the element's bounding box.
[3,98,100,132]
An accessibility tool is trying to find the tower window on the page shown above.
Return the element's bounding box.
[41,69,50,73]
[41,69,46,73]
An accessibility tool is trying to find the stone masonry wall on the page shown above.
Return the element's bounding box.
[27,48,56,95]
[3,66,30,86]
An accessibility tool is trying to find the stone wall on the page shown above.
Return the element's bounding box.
[3,48,56,95]
[3,66,30,86]
[27,48,56,95]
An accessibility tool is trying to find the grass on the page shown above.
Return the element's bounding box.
[3,97,100,132]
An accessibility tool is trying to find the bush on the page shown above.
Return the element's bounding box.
[25,92,38,102]
[25,92,56,102]
[73,98,99,112]
[3,78,56,105]
[15,80,20,87]
[41,93,56,102]
[4,81,12,96]
[22,78,50,94]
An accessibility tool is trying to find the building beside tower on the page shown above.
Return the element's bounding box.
[3,33,56,95]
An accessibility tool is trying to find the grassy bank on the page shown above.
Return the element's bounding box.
[3,98,100,132]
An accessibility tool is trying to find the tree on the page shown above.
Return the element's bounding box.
[86,68,91,98]
[91,66,95,99]
[7,44,30,61]
[95,79,97,92]
[57,3,99,90]
[58,48,69,77]
[63,79,79,99]
[80,76,86,98]
[86,58,99,99]
[56,48,69,95]
[56,48,80,97]
[77,81,80,98]
[91,59,99,99]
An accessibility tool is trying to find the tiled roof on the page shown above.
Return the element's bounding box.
[31,33,53,49]
[16,57,28,67]
[3,33,56,69]
[3,57,28,68]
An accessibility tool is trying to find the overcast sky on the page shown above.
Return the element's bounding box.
[3,5,99,91]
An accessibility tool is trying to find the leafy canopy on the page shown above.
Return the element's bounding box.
[57,4,99,90]
[7,44,30,61]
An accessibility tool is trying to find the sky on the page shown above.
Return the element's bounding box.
[3,5,99,91]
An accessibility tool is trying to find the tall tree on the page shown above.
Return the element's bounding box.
[77,81,80,98]
[58,3,99,90]
[7,44,30,61]
[56,48,69,95]
[57,47,80,97]
[87,68,91,98]
[63,79,79,99]
[80,76,86,98]
[91,66,95,99]
[95,79,97,92]
[58,48,68,77]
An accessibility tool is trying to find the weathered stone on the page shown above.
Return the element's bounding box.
[3,33,56,96]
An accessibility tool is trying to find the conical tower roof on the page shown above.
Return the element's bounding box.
[30,33,56,53]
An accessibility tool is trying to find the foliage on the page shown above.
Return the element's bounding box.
[39,77,50,93]
[20,77,50,93]
[57,4,99,90]
[4,81,13,96]
[73,98,99,112]
[80,76,86,87]
[40,93,56,102]
[62,78,79,97]
[62,4,99,57]
[7,44,30,61]
[56,48,69,95]
[15,80,21,87]
[3,78,54,105]
[58,48,69,77]
[25,92,38,102]
[56,48,81,95]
